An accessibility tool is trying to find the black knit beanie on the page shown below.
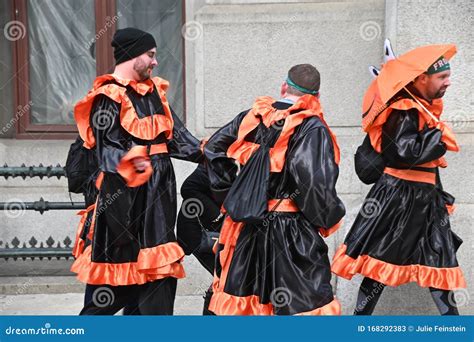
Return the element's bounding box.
[111,27,156,65]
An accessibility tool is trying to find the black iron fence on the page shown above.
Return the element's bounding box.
[1,165,84,260]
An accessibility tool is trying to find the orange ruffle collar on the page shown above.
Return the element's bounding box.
[93,74,161,96]
[74,75,173,148]
[227,95,340,172]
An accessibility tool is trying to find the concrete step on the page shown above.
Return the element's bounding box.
[0,276,84,295]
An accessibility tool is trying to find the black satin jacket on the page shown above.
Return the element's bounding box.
[381,108,446,169]
[204,101,345,230]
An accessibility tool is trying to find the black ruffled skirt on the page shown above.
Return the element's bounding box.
[332,173,466,290]
[209,212,341,315]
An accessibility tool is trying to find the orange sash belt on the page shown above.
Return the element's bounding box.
[384,167,436,185]
[149,143,168,155]
[267,199,299,212]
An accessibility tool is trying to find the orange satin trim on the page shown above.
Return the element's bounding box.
[74,83,125,149]
[70,242,186,286]
[417,157,448,169]
[331,244,466,290]
[319,219,343,238]
[212,217,245,295]
[446,203,455,215]
[384,167,436,185]
[72,204,96,258]
[227,95,340,173]
[119,77,174,141]
[99,143,167,189]
[200,137,209,153]
[149,143,168,155]
[86,198,98,241]
[116,145,153,187]
[94,74,155,96]
[208,291,341,315]
[267,199,299,212]
[74,74,174,148]
[436,121,460,152]
[136,243,186,272]
[209,292,273,315]
[95,171,104,189]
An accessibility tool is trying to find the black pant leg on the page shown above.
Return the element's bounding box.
[202,286,215,315]
[429,287,459,315]
[194,250,216,275]
[80,284,138,315]
[354,277,386,315]
[137,277,178,315]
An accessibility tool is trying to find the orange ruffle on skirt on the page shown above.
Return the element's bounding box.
[331,244,466,290]
[209,291,341,316]
[72,204,96,258]
[71,242,185,286]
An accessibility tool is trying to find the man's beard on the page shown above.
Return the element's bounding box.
[133,59,152,81]
[433,86,448,99]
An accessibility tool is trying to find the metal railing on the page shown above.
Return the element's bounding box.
[1,165,83,260]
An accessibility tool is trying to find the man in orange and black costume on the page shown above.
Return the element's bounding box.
[71,27,202,315]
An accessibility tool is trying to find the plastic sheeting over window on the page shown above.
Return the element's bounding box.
[116,0,184,119]
[27,0,96,125]
[0,0,15,137]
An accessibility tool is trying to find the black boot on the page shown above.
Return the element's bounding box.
[202,287,215,315]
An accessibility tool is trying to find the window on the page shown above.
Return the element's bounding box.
[0,0,15,138]
[4,0,184,139]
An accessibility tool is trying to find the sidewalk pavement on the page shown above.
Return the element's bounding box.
[0,293,203,315]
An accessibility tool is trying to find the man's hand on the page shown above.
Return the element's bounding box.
[131,157,151,172]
